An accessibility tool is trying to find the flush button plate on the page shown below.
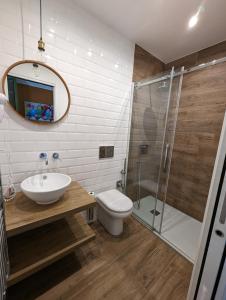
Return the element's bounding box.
[99,146,114,159]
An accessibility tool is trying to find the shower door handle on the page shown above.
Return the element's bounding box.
[163,143,170,172]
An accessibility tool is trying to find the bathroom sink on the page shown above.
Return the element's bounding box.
[21,173,71,205]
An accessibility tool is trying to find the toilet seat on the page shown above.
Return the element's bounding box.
[96,189,133,213]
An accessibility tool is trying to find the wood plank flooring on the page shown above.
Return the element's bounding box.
[7,217,193,300]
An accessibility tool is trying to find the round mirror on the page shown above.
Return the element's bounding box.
[2,60,70,124]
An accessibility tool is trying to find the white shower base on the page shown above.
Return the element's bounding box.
[133,196,202,262]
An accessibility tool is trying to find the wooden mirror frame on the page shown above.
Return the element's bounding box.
[2,60,71,124]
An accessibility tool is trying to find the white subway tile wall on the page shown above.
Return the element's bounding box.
[0,0,135,194]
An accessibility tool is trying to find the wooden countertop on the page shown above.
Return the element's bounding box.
[5,181,96,237]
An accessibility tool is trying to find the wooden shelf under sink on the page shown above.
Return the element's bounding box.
[5,181,96,237]
[7,214,95,287]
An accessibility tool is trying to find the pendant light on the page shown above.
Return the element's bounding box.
[38,0,45,51]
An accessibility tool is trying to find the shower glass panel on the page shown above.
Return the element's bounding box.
[127,68,179,230]
[152,70,183,233]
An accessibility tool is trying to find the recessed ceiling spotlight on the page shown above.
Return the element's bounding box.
[188,6,203,29]
[188,13,199,28]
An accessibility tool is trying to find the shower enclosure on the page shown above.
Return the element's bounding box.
[126,66,202,262]
[127,57,226,262]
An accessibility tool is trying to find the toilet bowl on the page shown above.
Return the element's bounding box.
[96,189,133,236]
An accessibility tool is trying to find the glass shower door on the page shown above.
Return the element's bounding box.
[152,68,183,233]
[127,68,175,229]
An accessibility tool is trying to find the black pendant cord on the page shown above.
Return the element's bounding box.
[40,0,42,39]
[38,0,45,51]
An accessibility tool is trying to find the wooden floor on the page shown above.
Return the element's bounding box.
[7,217,193,300]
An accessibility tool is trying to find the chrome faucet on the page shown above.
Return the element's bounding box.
[39,152,48,165]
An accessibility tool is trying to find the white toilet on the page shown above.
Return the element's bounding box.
[96,189,133,236]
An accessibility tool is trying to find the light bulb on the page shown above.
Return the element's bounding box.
[36,49,47,63]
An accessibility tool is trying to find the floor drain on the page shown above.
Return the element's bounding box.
[150,209,160,216]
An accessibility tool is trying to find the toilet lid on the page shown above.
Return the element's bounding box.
[96,189,133,213]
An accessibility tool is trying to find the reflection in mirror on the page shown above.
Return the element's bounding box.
[3,61,70,123]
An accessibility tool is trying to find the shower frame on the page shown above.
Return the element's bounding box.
[135,56,226,89]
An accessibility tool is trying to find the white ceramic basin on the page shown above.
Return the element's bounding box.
[21,173,71,205]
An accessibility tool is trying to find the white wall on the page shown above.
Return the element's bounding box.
[0,0,134,194]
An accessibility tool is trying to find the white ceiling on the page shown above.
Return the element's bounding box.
[73,0,226,63]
